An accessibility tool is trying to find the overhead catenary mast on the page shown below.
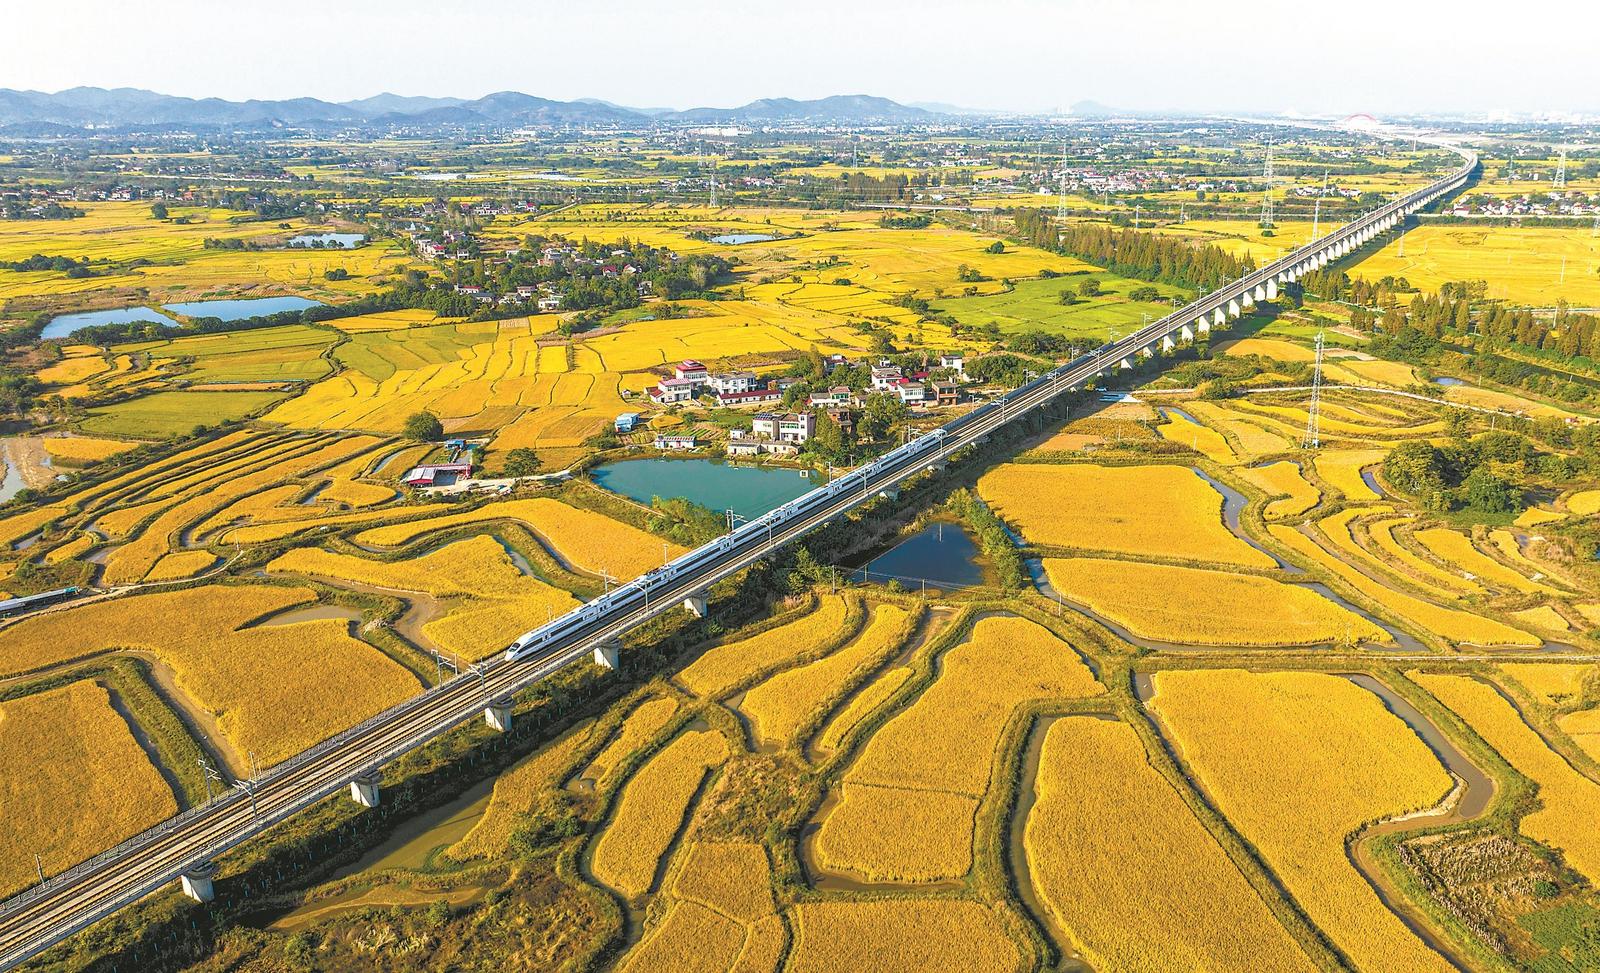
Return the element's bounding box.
[1303,330,1325,449]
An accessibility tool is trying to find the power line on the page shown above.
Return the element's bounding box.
[1259,140,1275,227]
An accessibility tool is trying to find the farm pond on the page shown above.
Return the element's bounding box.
[590,457,816,520]
[43,296,325,338]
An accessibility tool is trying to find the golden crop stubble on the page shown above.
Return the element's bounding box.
[1149,670,1456,973]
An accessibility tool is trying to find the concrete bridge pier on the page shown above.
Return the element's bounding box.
[878,487,900,500]
[593,639,621,670]
[926,459,948,473]
[683,594,708,618]
[484,697,513,732]
[1138,345,1156,360]
[1265,278,1278,301]
[1252,283,1267,303]
[349,773,381,808]
[1196,316,1210,337]
[1118,357,1134,370]
[180,863,218,903]
[1226,298,1242,319]
[1212,307,1227,329]
[1240,289,1255,309]
[1160,334,1176,353]
[1179,323,1196,342]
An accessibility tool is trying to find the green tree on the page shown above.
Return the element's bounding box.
[403,411,444,442]
[986,240,1005,254]
[1078,278,1102,297]
[502,447,540,477]
[150,202,168,220]
[1461,466,1518,514]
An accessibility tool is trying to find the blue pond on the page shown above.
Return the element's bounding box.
[710,233,778,245]
[162,296,323,321]
[865,521,985,590]
[1432,376,1466,387]
[42,306,176,339]
[590,458,815,521]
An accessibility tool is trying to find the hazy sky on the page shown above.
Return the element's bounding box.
[6,0,1597,116]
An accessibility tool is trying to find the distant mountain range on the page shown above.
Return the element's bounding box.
[0,88,945,132]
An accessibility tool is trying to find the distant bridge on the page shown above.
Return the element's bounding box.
[0,142,1476,971]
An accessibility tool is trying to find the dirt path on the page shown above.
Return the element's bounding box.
[2,436,55,490]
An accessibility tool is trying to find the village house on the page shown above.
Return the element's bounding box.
[707,371,760,395]
[870,363,904,390]
[891,379,929,406]
[933,381,961,407]
[650,377,699,404]
[809,386,854,408]
[654,433,698,451]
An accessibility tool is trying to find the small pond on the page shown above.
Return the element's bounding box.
[286,232,366,249]
[863,520,985,590]
[710,233,778,245]
[590,457,816,521]
[162,296,323,321]
[42,306,177,339]
[1432,377,1466,387]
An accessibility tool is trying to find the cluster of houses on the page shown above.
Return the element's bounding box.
[630,354,969,458]
[1452,193,1600,218]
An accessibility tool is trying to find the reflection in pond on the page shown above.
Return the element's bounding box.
[863,520,984,590]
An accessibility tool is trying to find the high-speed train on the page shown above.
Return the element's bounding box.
[504,426,951,663]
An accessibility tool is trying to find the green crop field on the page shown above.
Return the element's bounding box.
[931,274,1190,340]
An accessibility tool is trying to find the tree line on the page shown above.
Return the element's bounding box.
[1011,209,1255,293]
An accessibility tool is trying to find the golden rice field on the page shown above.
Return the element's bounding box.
[668,841,776,923]
[266,535,581,659]
[1313,450,1396,503]
[590,729,727,899]
[814,615,1102,883]
[1268,523,1540,647]
[0,202,413,306]
[579,696,680,792]
[351,496,680,580]
[1366,517,1482,596]
[447,719,596,862]
[1042,558,1385,646]
[1558,708,1600,765]
[616,901,746,973]
[1498,663,1594,706]
[1150,670,1456,973]
[142,550,217,582]
[1350,225,1600,306]
[0,585,420,763]
[1235,460,1321,518]
[1414,672,1600,882]
[0,681,178,898]
[1413,528,1555,596]
[738,602,911,749]
[1182,402,1296,460]
[40,435,136,465]
[100,434,381,585]
[676,596,851,699]
[1026,717,1317,973]
[976,463,1276,568]
[1155,409,1238,464]
[785,899,1020,973]
[812,665,913,757]
[1563,489,1600,516]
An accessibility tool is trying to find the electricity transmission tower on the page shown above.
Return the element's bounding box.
[708,153,719,208]
[1056,139,1069,224]
[1311,171,1329,239]
[1259,141,1275,227]
[1554,146,1568,190]
[1303,331,1324,449]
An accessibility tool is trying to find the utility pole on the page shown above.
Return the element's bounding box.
[1554,146,1568,190]
[1311,171,1328,239]
[1303,331,1324,449]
